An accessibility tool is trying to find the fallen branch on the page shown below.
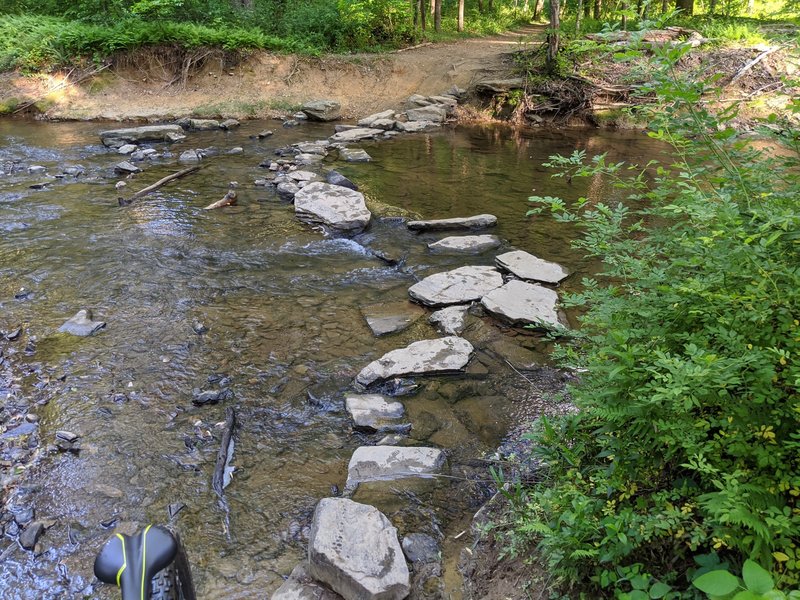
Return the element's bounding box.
[212,407,236,539]
[727,46,782,87]
[118,165,203,206]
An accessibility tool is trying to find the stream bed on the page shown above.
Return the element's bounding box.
[0,118,664,599]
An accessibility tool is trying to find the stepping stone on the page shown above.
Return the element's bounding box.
[356,336,474,386]
[345,394,409,434]
[302,100,341,122]
[407,214,497,231]
[99,124,185,147]
[481,280,562,328]
[340,148,372,162]
[358,109,396,127]
[406,105,447,123]
[429,305,469,335]
[361,301,425,336]
[408,265,503,307]
[329,128,384,143]
[346,446,446,487]
[309,498,410,600]
[428,234,502,254]
[294,182,371,231]
[495,250,568,284]
[58,309,106,336]
[396,121,438,133]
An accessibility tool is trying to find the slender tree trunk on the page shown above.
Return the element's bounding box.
[533,0,543,20]
[547,0,560,73]
[524,0,530,12]
[430,0,435,16]
[708,0,717,12]
[594,0,601,19]
[584,0,591,17]
[675,0,693,14]
[621,0,628,29]
[478,0,484,11]
[458,0,465,31]
[434,0,442,32]
[576,0,584,33]
[661,0,668,13]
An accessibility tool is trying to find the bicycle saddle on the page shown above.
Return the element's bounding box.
[94,525,178,600]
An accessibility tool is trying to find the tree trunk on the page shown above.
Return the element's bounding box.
[458,0,465,31]
[547,0,560,73]
[576,0,584,33]
[418,0,427,29]
[661,0,668,13]
[533,0,543,20]
[434,0,442,32]
[621,0,628,29]
[478,0,484,12]
[593,0,601,19]
[675,0,693,14]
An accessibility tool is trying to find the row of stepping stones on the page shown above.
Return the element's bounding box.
[272,216,570,600]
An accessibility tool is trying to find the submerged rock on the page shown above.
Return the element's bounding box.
[58,310,106,336]
[346,445,446,487]
[481,279,562,328]
[99,125,185,148]
[428,234,502,254]
[308,498,410,600]
[495,250,569,284]
[356,336,474,386]
[407,214,497,231]
[329,128,384,143]
[294,182,371,231]
[408,266,503,307]
[345,394,408,434]
[361,301,426,336]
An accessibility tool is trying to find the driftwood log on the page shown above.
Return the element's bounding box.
[117,165,203,206]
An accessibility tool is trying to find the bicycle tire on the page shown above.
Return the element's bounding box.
[150,530,196,600]
[151,564,180,600]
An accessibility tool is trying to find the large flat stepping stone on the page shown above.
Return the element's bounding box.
[356,336,474,386]
[302,100,341,122]
[309,498,410,600]
[408,265,503,307]
[429,305,469,335]
[346,446,446,487]
[271,563,343,600]
[481,280,562,328]
[428,234,501,254]
[99,125,185,147]
[329,128,385,143]
[407,214,497,232]
[345,394,409,434]
[361,301,426,336]
[294,182,371,231]
[495,250,568,284]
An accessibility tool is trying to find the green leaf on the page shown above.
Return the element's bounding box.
[693,570,740,596]
[629,591,649,600]
[742,560,773,594]
[650,582,672,599]
[732,591,763,600]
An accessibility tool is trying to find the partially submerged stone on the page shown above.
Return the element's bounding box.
[99,125,185,148]
[408,266,503,307]
[346,446,446,487]
[345,394,408,433]
[407,214,497,232]
[361,301,426,336]
[329,128,385,143]
[405,105,447,123]
[481,279,562,328]
[58,310,106,336]
[340,148,372,162]
[429,305,469,335]
[395,121,438,133]
[358,109,396,127]
[309,498,410,600]
[294,182,371,231]
[428,234,502,254]
[495,250,569,284]
[356,336,474,386]
[302,100,342,122]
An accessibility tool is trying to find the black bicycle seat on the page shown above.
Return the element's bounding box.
[94,525,178,600]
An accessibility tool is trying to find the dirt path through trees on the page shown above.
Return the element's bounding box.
[3,25,544,121]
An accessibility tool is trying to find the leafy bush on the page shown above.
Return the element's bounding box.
[512,41,800,598]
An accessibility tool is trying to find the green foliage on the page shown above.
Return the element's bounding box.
[693,559,800,598]
[510,40,800,598]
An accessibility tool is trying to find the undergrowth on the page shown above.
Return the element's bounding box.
[502,39,800,599]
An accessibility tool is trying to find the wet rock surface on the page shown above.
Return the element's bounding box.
[57,309,106,336]
[294,182,372,231]
[427,234,502,254]
[356,337,474,386]
[408,266,504,308]
[345,394,409,434]
[495,250,569,284]
[407,214,497,232]
[481,280,562,328]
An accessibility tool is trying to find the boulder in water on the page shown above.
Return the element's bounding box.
[58,310,106,336]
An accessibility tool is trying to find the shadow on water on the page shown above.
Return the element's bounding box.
[0,118,666,599]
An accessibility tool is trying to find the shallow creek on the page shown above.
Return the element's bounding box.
[0,119,664,599]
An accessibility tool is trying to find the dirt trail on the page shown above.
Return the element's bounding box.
[2,26,544,121]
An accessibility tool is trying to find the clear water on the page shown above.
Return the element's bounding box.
[0,118,664,599]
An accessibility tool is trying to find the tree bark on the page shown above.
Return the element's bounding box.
[593,0,601,19]
[621,0,628,29]
[547,0,560,73]
[458,0,465,31]
[661,0,669,13]
[675,0,693,14]
[576,0,584,33]
[533,0,543,20]
[434,0,442,32]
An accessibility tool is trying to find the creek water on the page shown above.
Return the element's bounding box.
[0,118,664,599]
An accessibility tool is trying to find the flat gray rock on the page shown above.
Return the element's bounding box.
[288,170,319,183]
[369,119,397,130]
[481,280,562,328]
[407,214,497,231]
[329,128,384,143]
[358,109,396,127]
[294,141,330,155]
[294,182,371,231]
[345,394,408,433]
[362,301,425,336]
[271,563,342,600]
[408,266,503,307]
[309,498,410,600]
[356,336,474,386]
[428,234,501,254]
[395,121,438,133]
[402,533,440,564]
[58,309,106,336]
[340,148,372,162]
[302,100,341,121]
[114,161,142,174]
[495,250,568,284]
[429,305,469,335]
[99,125,185,148]
[405,105,447,123]
[186,118,220,130]
[346,446,446,487]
